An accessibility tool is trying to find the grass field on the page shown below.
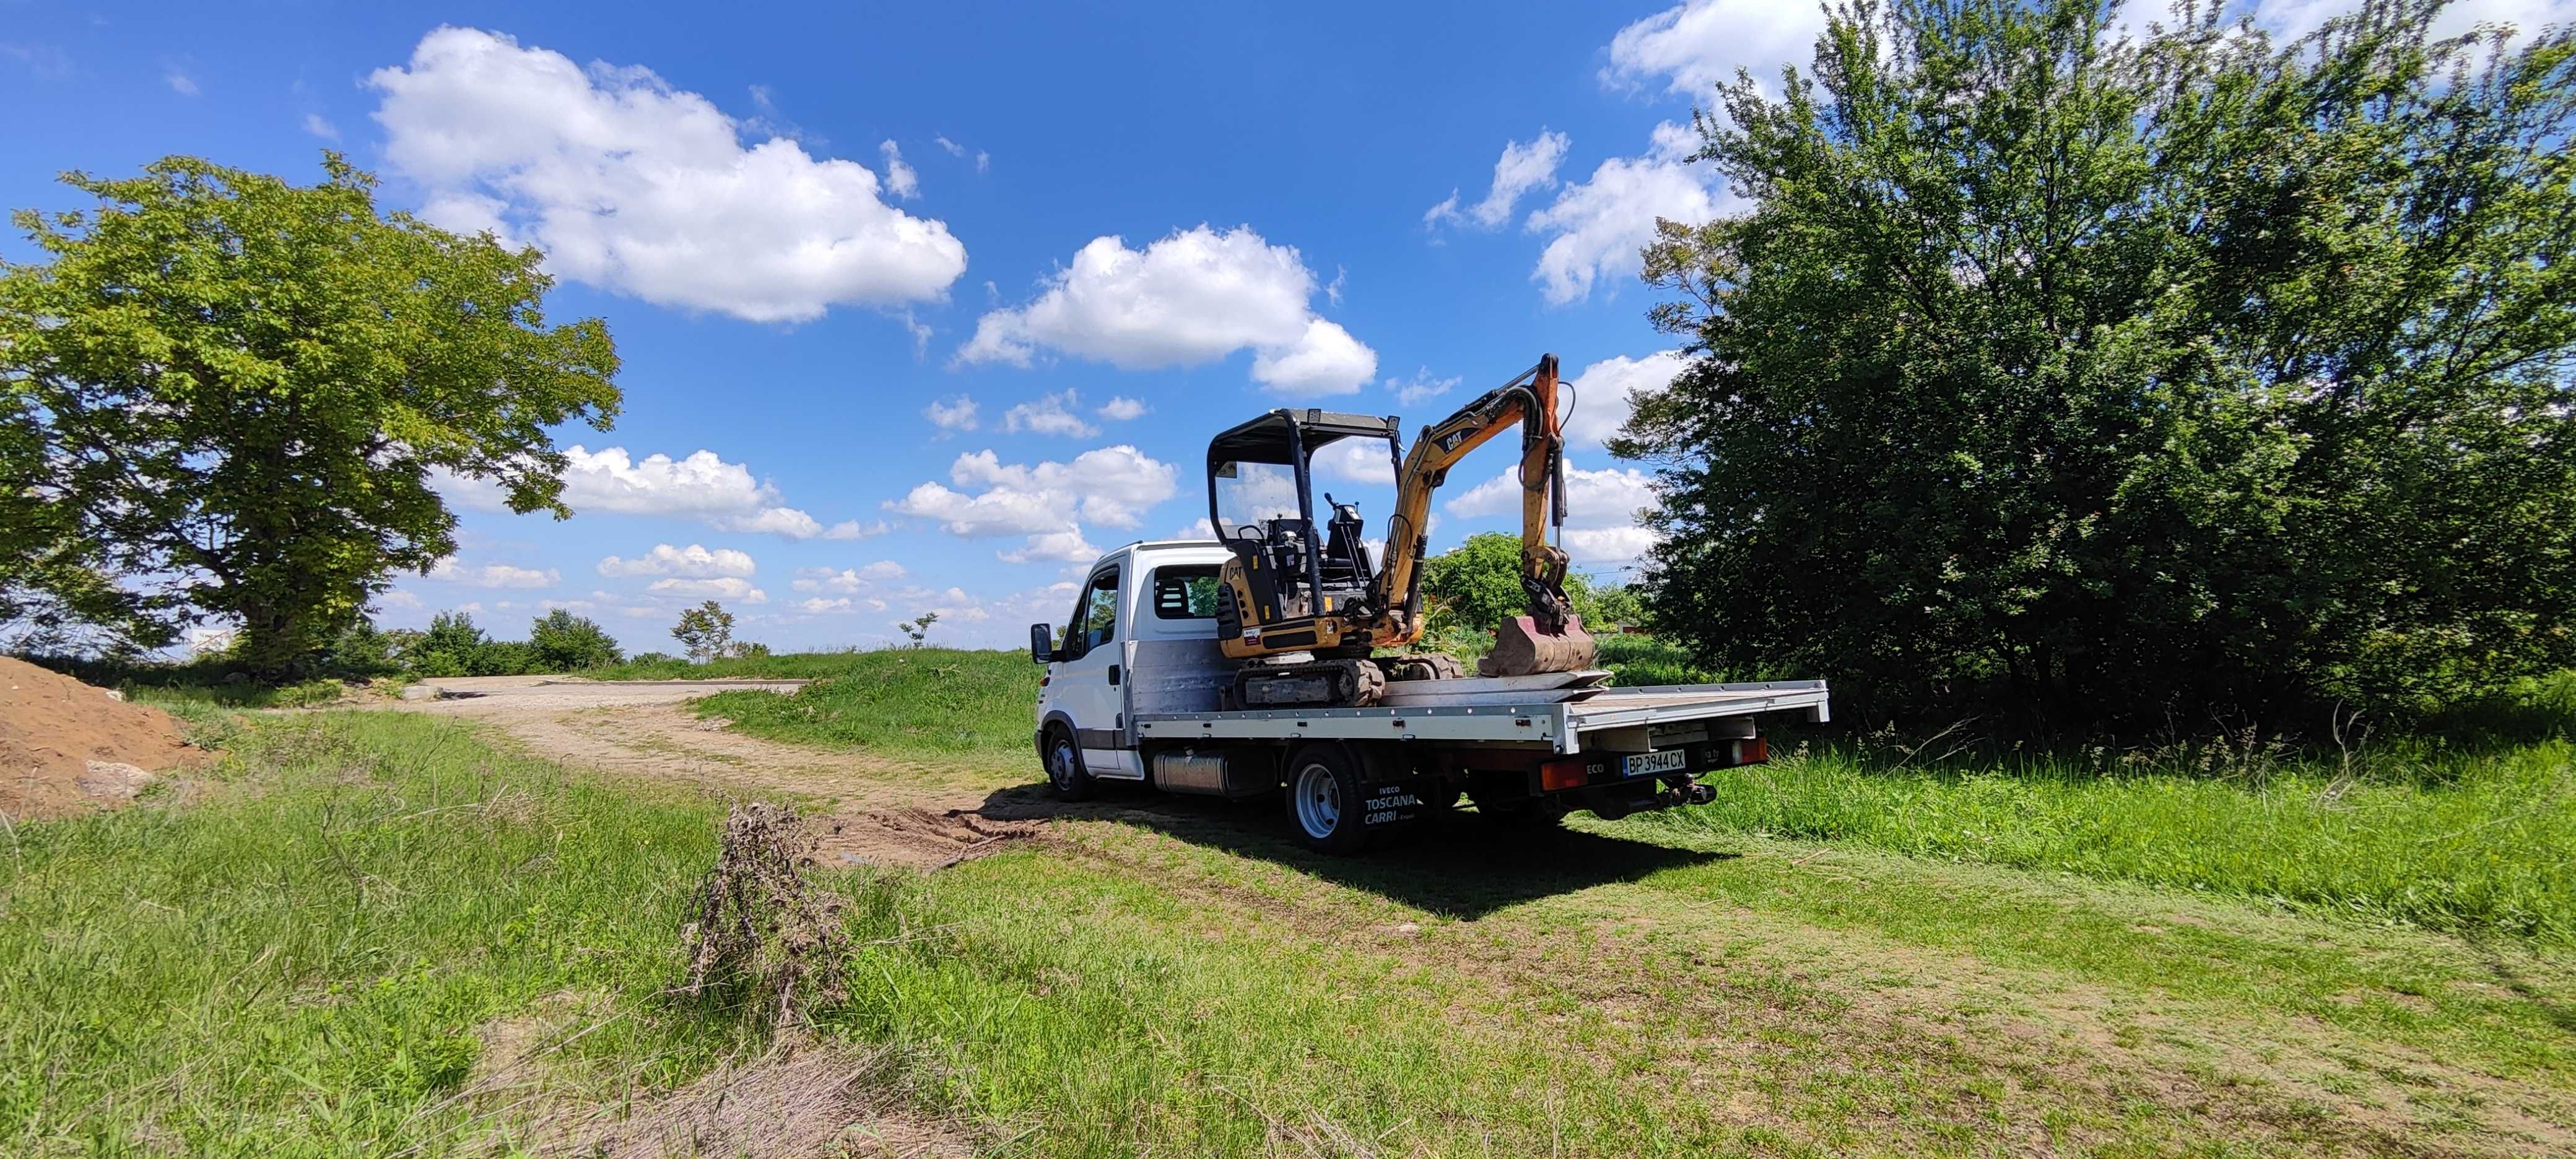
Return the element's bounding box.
[7,708,2571,1155]
[0,713,741,1157]
[606,642,2576,945]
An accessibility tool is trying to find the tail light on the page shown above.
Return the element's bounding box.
[1734,737,1768,765]
[1539,757,1589,792]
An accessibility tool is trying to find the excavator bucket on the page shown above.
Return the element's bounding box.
[1479,614,1600,677]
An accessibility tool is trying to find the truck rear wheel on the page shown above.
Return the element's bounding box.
[1285,744,1367,854]
[1043,725,1094,801]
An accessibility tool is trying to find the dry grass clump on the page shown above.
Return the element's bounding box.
[677,801,852,1028]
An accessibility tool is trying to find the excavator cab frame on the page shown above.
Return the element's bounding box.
[1204,409,1401,651]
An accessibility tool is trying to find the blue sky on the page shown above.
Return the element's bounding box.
[3,0,2554,651]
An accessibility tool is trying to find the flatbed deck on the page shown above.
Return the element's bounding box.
[1134,679,1832,755]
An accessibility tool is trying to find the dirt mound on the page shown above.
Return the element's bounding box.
[1,656,208,820]
[816,808,1045,870]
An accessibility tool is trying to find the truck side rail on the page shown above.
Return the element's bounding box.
[1133,679,1830,755]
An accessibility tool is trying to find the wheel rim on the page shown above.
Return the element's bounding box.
[1050,736,1080,789]
[1293,762,1341,840]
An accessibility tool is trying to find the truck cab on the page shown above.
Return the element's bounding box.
[1032,540,1237,791]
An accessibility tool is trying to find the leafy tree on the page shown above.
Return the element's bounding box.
[0,155,620,676]
[470,639,536,677]
[897,611,941,648]
[672,601,735,664]
[405,610,488,678]
[1626,0,2576,731]
[527,609,622,672]
[1420,533,1621,632]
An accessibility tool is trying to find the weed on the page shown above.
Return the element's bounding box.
[679,802,851,1030]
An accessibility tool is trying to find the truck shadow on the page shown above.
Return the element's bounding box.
[974,781,1730,919]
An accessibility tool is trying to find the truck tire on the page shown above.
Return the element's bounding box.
[1284,744,1368,854]
[1043,724,1095,801]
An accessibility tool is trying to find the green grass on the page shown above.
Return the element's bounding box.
[7,707,2571,1154]
[1633,736,2576,943]
[0,712,741,1157]
[683,648,1041,756]
[583,647,897,681]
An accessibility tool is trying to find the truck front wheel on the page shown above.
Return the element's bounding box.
[1043,725,1094,801]
[1286,745,1367,854]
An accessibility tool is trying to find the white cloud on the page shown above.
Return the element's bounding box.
[368,27,966,323]
[1097,395,1148,422]
[303,113,339,140]
[1528,122,1724,305]
[877,139,919,199]
[166,71,198,97]
[718,506,882,540]
[924,395,979,434]
[889,445,1178,537]
[791,562,905,593]
[441,445,869,541]
[1427,129,1570,230]
[933,135,991,172]
[959,225,1377,396]
[1249,318,1377,396]
[1386,367,1461,409]
[1173,516,1217,540]
[378,589,425,610]
[1,43,72,80]
[1446,458,1662,565]
[998,528,1100,565]
[1601,0,1830,97]
[1003,390,1099,438]
[799,596,859,614]
[2253,0,2573,44]
[648,576,767,604]
[597,543,755,578]
[428,558,561,589]
[1312,438,1396,486]
[1560,350,1689,448]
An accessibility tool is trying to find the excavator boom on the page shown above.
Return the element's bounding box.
[1371,354,1596,676]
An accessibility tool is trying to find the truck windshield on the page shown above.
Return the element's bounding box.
[1211,460,1302,542]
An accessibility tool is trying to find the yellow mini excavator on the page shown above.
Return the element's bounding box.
[1206,354,1599,708]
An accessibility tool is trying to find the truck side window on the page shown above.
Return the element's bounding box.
[1151,566,1221,619]
[1073,568,1119,654]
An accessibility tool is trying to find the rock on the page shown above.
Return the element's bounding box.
[78,760,157,801]
[103,688,127,702]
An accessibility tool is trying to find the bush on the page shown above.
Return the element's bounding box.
[1420,533,1631,633]
[402,611,486,676]
[1628,1,2576,732]
[527,609,622,672]
[469,639,536,677]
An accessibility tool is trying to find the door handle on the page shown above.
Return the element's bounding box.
[1108,664,1121,686]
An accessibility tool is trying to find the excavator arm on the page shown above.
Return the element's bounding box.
[1368,354,1596,674]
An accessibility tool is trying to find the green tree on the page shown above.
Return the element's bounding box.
[0,155,620,675]
[526,609,622,672]
[1421,533,1617,632]
[1627,0,2576,730]
[405,610,487,678]
[672,601,735,664]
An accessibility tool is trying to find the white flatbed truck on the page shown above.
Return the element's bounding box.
[1031,540,1831,853]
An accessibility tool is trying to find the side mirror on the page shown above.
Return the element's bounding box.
[1029,622,1055,664]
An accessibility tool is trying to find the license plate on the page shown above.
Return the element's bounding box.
[1622,750,1687,778]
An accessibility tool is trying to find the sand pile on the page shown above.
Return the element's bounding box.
[1,656,209,820]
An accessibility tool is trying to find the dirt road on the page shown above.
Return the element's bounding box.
[393,677,2576,1157]
[402,676,1053,867]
